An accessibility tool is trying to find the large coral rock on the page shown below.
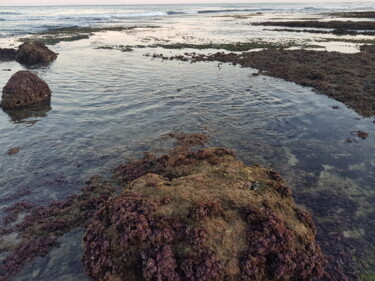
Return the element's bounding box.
[0,48,16,61]
[83,147,325,281]
[1,70,51,109]
[16,41,58,65]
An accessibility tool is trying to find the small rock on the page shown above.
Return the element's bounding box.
[360,44,375,54]
[0,70,51,109]
[332,106,340,109]
[0,48,16,61]
[2,69,12,71]
[7,147,20,155]
[351,130,369,139]
[16,41,58,65]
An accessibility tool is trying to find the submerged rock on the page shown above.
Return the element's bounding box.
[0,48,16,61]
[360,44,375,54]
[83,145,325,281]
[0,70,51,109]
[6,147,20,156]
[16,41,58,65]
[0,133,327,280]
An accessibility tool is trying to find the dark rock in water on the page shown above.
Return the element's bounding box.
[0,48,16,61]
[351,130,369,139]
[7,147,20,156]
[360,44,375,54]
[0,70,51,109]
[16,41,58,65]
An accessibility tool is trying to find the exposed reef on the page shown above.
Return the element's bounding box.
[253,20,375,31]
[83,135,325,281]
[0,133,327,281]
[148,50,375,117]
[0,70,51,109]
[328,11,375,18]
[104,40,319,52]
[264,28,375,36]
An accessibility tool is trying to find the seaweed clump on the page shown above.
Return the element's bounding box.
[83,134,326,281]
[0,177,115,280]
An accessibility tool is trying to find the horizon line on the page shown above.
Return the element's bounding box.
[0,1,370,7]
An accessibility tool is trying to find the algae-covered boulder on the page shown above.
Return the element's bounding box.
[82,146,325,281]
[16,41,58,65]
[1,70,51,109]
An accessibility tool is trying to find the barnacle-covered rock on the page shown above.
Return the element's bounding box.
[83,145,325,281]
[16,41,58,65]
[1,70,51,109]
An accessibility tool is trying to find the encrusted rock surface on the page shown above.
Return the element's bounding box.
[82,142,325,281]
[0,48,16,61]
[0,134,327,281]
[0,70,51,109]
[15,41,58,65]
[360,44,375,54]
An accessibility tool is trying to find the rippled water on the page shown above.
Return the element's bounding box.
[0,4,375,280]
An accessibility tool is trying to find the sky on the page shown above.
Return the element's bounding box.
[0,0,371,6]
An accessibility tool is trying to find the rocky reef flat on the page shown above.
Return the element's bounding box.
[0,134,327,281]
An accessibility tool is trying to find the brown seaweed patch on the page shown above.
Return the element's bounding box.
[83,138,325,281]
[253,20,375,30]
[114,147,236,184]
[167,132,209,150]
[351,130,369,140]
[6,147,20,156]
[0,178,115,280]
